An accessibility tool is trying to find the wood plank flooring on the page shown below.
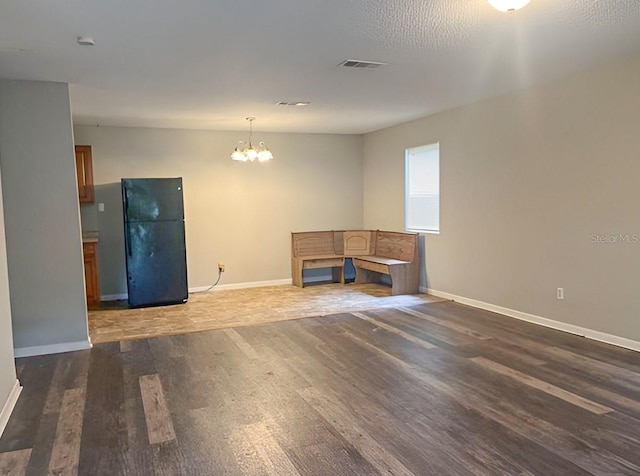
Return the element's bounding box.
[2,300,640,475]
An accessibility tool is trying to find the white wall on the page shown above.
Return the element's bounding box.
[74,126,363,296]
[0,166,19,434]
[363,55,640,344]
[0,80,90,356]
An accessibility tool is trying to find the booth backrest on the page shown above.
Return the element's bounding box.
[292,229,417,261]
[374,231,417,262]
[343,231,375,256]
[291,231,343,257]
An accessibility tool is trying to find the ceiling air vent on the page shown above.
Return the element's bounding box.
[339,59,387,69]
[276,101,310,107]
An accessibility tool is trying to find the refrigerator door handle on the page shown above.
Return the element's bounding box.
[123,188,133,257]
[126,228,132,257]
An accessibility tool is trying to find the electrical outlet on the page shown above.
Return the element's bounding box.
[218,263,225,273]
[557,287,564,300]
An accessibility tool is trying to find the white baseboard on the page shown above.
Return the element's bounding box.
[0,379,22,438]
[424,287,640,353]
[14,339,93,358]
[103,279,297,301]
[104,276,347,301]
[100,292,127,301]
[191,278,293,293]
[103,273,355,301]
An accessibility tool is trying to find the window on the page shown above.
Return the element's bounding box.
[405,143,440,233]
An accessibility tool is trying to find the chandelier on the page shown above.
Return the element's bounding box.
[488,0,530,12]
[231,117,273,162]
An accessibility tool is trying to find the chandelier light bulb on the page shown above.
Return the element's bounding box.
[230,118,273,162]
[231,148,248,161]
[246,147,258,161]
[488,0,531,12]
[257,146,273,162]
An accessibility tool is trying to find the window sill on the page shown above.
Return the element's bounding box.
[406,229,440,235]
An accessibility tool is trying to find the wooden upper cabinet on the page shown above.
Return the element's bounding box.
[75,145,94,204]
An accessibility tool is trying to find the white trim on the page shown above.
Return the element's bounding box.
[103,279,297,301]
[0,379,22,438]
[191,278,293,293]
[108,277,337,299]
[100,292,127,301]
[425,288,640,353]
[14,339,93,358]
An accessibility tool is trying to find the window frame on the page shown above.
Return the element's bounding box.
[404,142,440,234]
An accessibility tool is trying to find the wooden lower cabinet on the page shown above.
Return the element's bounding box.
[83,242,100,306]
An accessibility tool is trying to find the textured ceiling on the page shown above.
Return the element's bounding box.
[0,0,639,134]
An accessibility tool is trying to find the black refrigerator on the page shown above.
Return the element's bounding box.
[122,178,188,308]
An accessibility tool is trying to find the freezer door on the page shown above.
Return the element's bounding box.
[122,178,184,222]
[125,220,188,307]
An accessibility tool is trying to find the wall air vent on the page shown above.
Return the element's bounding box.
[339,59,387,69]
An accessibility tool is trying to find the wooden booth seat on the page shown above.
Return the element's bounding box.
[347,230,419,295]
[291,230,419,295]
[291,231,344,287]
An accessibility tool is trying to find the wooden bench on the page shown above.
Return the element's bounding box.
[347,230,419,296]
[291,231,344,287]
[291,230,419,295]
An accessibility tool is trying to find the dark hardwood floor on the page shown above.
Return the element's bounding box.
[1,300,640,475]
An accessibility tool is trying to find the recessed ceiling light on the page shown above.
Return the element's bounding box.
[77,36,96,46]
[276,101,311,107]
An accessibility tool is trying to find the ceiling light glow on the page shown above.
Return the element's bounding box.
[488,0,531,12]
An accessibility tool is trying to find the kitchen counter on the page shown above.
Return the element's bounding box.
[82,231,99,243]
